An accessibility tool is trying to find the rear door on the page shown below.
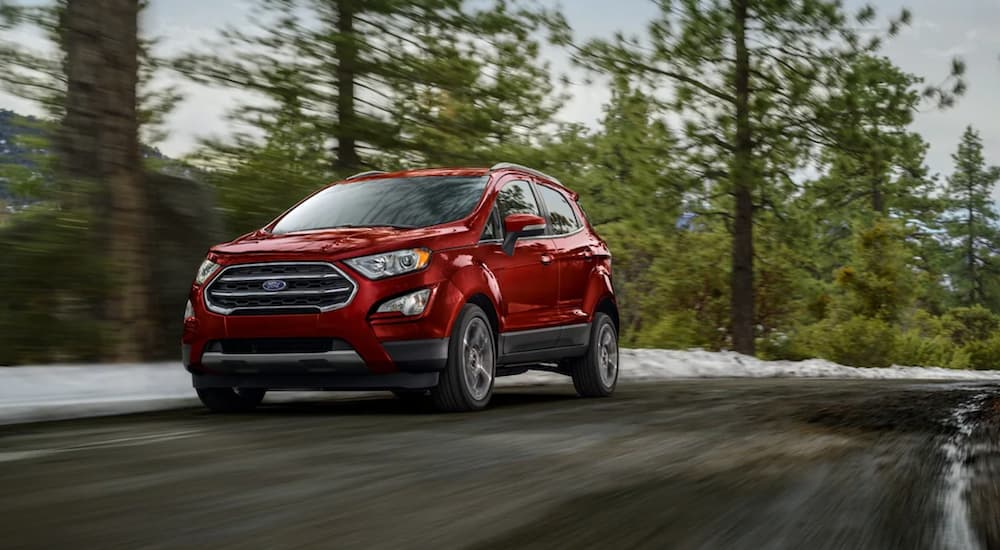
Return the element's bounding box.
[536,183,592,327]
[481,178,560,332]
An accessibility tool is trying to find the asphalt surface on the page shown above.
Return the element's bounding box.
[1,379,999,550]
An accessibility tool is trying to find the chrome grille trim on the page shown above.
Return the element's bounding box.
[204,262,358,315]
[211,288,352,298]
[218,272,345,282]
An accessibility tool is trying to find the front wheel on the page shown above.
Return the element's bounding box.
[431,304,496,412]
[196,387,266,413]
[569,313,619,397]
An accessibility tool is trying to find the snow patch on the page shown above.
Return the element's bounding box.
[501,349,1000,386]
[3,350,1000,424]
[0,363,196,425]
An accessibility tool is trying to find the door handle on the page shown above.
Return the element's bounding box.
[540,254,553,265]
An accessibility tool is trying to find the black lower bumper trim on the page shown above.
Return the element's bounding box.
[383,338,449,372]
[192,372,439,391]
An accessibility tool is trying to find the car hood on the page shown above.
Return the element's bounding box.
[209,225,468,260]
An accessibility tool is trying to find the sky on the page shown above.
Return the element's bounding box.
[2,0,999,186]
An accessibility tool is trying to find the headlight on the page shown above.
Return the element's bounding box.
[194,259,220,285]
[345,248,431,279]
[184,300,194,319]
[376,289,430,316]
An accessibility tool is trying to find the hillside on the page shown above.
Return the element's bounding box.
[0,108,184,207]
[0,109,48,204]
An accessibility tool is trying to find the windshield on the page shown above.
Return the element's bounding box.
[271,175,488,234]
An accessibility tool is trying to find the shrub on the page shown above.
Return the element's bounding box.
[833,220,915,322]
[0,174,224,364]
[800,316,897,368]
[892,330,957,369]
[941,306,1000,346]
[959,336,1000,370]
[0,206,109,365]
[613,227,730,350]
[757,331,814,361]
[634,311,706,350]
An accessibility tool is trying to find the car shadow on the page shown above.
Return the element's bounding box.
[247,387,581,417]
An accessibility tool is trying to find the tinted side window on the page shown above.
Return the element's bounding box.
[497,180,541,218]
[538,185,581,235]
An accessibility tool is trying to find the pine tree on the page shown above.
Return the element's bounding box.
[0,1,65,116]
[388,5,565,166]
[60,0,150,361]
[0,1,180,142]
[175,0,563,172]
[578,76,694,343]
[574,1,962,354]
[945,126,1000,308]
[584,75,684,227]
[789,55,950,315]
[814,55,941,218]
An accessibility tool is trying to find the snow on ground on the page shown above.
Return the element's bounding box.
[0,363,196,425]
[608,348,1000,381]
[500,349,1000,386]
[3,350,1000,425]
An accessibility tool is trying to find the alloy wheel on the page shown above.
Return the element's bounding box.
[597,324,618,388]
[462,317,494,401]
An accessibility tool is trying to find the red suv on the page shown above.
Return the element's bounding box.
[182,163,618,412]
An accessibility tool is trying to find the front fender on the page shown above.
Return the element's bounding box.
[437,250,504,335]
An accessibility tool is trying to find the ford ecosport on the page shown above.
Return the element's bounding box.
[182,163,619,412]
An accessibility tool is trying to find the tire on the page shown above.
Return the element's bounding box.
[570,313,619,397]
[431,304,496,412]
[196,387,267,413]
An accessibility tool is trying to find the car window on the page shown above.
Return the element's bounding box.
[538,184,581,235]
[481,206,502,241]
[496,180,541,218]
[271,176,488,234]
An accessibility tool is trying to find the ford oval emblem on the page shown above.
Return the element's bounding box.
[261,279,288,292]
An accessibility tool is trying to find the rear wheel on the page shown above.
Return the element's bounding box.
[431,304,496,412]
[570,313,618,397]
[196,387,266,413]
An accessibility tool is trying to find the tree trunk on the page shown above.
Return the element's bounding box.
[334,0,361,170]
[729,0,755,355]
[62,0,151,361]
[967,197,977,305]
[871,176,884,215]
[869,153,886,215]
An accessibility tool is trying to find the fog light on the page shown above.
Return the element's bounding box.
[376,289,430,316]
[184,300,194,319]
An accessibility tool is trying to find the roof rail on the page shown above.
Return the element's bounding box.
[489,162,563,186]
[345,170,386,180]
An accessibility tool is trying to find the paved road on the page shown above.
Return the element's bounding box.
[1,379,999,549]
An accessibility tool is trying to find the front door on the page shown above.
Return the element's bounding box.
[482,178,559,332]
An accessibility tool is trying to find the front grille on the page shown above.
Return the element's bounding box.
[205,262,356,315]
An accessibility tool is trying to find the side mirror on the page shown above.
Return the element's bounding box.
[502,213,546,255]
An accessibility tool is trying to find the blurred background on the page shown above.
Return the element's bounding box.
[1,0,999,370]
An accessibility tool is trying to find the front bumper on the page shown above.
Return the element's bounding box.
[192,372,439,390]
[183,265,466,390]
[184,338,448,390]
